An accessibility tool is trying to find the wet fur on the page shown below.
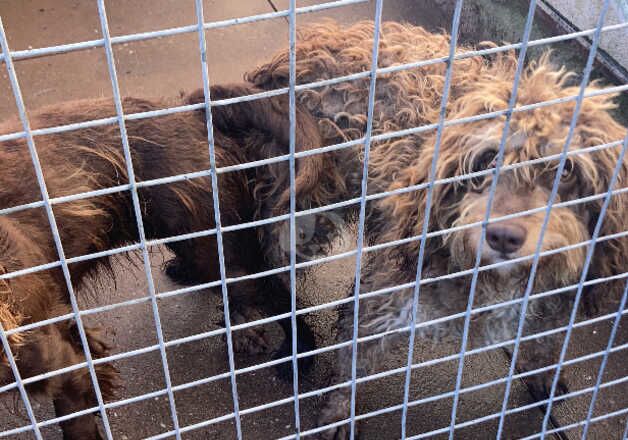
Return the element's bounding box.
[0,84,328,438]
[248,20,628,437]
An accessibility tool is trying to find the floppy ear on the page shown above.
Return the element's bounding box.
[377,129,464,259]
[577,96,628,312]
[187,84,345,213]
[584,147,628,312]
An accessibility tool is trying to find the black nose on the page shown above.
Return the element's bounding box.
[486,224,527,255]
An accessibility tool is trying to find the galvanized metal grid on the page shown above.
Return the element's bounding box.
[0,0,626,438]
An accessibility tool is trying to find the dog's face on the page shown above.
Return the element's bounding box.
[444,123,595,290]
[436,113,626,302]
[383,60,627,305]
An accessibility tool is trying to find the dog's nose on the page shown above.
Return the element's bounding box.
[486,224,526,255]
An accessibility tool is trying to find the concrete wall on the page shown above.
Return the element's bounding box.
[546,0,628,68]
[412,0,628,121]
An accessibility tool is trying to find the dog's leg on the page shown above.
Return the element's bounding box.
[222,225,284,357]
[223,271,316,369]
[52,394,102,440]
[512,331,569,403]
[315,268,411,440]
[316,316,353,440]
[316,307,404,439]
[274,312,317,380]
[227,276,276,356]
[259,211,345,382]
[259,274,316,381]
[163,217,283,357]
[16,323,117,440]
[163,233,221,286]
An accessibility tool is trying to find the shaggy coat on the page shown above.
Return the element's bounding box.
[248,20,628,437]
[0,84,331,439]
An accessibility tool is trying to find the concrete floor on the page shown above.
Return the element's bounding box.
[0,1,627,439]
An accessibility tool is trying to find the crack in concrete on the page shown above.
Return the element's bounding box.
[266,0,290,23]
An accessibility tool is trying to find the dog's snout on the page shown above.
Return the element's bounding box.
[486,224,526,255]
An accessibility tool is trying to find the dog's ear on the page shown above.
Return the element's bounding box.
[583,144,628,313]
[186,84,304,145]
[377,130,463,257]
[187,84,345,212]
[575,95,628,312]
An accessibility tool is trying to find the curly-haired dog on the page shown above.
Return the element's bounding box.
[248,20,628,436]
[0,84,333,439]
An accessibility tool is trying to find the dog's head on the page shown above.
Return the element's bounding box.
[384,55,627,305]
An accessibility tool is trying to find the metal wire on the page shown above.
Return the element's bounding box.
[96,0,181,436]
[0,0,367,64]
[277,374,628,440]
[4,313,627,438]
[2,214,628,363]
[539,4,620,434]
[0,82,625,225]
[287,0,302,436]
[347,1,384,438]
[1,257,626,409]
[2,88,627,291]
[0,15,113,440]
[191,0,243,438]
[496,0,616,437]
[581,276,628,438]
[1,18,627,145]
[452,0,539,436]
[400,1,465,438]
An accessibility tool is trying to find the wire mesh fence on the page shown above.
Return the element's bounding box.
[0,0,627,438]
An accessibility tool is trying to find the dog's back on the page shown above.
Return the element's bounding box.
[1,96,253,275]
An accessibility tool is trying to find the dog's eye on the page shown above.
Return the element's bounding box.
[469,149,497,191]
[560,159,575,182]
[472,150,498,172]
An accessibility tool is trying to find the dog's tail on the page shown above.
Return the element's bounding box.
[186,84,345,212]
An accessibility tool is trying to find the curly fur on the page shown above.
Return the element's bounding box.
[0,84,327,439]
[248,20,628,437]
[0,266,23,368]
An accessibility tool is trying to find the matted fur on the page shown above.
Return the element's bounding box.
[0,265,23,368]
[0,84,327,439]
[248,20,628,437]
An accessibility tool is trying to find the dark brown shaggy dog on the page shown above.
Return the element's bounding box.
[248,21,628,437]
[0,84,333,439]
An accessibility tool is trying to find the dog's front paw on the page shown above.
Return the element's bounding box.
[525,371,569,404]
[581,289,601,318]
[273,331,315,382]
[82,326,112,358]
[164,257,199,285]
[314,423,351,440]
[230,310,273,355]
[232,327,272,355]
[314,391,352,440]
